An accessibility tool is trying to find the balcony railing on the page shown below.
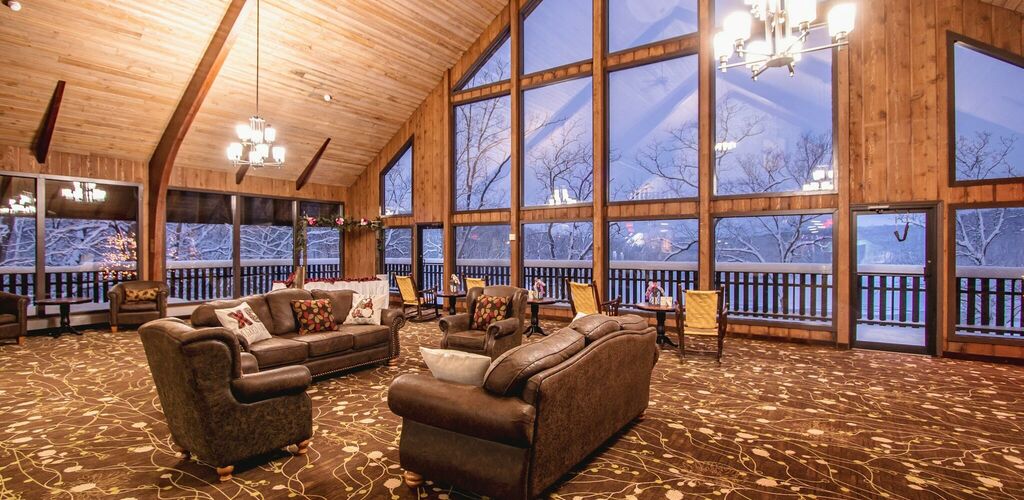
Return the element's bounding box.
[165,259,341,302]
[956,266,1023,339]
[856,265,926,329]
[715,262,833,324]
[0,266,135,311]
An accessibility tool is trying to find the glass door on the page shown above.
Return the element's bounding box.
[416,225,444,300]
[851,207,936,354]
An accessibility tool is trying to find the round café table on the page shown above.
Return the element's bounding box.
[633,302,679,347]
[435,290,466,316]
[35,297,91,337]
[525,297,558,337]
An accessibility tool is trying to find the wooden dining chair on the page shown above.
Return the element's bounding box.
[675,284,728,363]
[564,279,620,319]
[396,275,440,322]
[464,277,487,291]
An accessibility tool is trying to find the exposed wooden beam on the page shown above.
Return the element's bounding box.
[145,0,254,281]
[33,80,65,164]
[295,138,332,190]
[235,164,250,185]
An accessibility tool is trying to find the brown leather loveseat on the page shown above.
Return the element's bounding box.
[191,288,404,377]
[388,314,657,499]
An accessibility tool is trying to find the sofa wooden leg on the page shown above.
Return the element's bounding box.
[294,439,311,455]
[387,357,399,366]
[110,325,118,333]
[17,336,25,346]
[403,470,423,488]
[216,465,234,482]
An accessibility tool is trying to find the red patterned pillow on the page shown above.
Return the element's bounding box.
[471,294,509,331]
[290,299,337,335]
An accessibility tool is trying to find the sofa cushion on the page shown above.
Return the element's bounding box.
[343,293,387,326]
[265,289,314,335]
[470,294,509,330]
[191,296,273,329]
[290,331,355,357]
[446,330,487,350]
[0,314,16,325]
[119,301,158,312]
[247,337,308,368]
[311,289,355,321]
[343,324,391,349]
[125,287,160,302]
[614,314,649,331]
[214,303,273,345]
[483,330,585,397]
[420,347,492,386]
[290,299,337,335]
[569,314,621,343]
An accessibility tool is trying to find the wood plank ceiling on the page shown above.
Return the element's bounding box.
[0,0,505,186]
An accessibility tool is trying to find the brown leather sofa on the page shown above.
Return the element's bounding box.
[191,288,405,377]
[389,314,658,499]
[0,291,29,345]
[108,281,168,331]
[439,285,527,359]
[139,318,313,482]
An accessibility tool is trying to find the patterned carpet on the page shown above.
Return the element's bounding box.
[1,320,1023,500]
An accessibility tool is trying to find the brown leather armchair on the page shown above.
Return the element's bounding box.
[139,318,313,482]
[108,281,168,331]
[0,291,29,345]
[439,285,527,359]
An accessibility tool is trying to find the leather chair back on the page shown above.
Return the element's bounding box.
[466,285,527,325]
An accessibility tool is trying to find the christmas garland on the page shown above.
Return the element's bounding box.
[294,215,385,261]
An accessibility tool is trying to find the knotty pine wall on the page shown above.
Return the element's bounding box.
[345,0,1024,360]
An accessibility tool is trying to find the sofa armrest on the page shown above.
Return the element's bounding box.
[487,317,520,338]
[239,352,259,374]
[439,313,470,334]
[388,374,536,447]
[380,308,404,328]
[231,365,311,404]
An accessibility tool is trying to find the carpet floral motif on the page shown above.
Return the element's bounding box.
[0,321,1022,499]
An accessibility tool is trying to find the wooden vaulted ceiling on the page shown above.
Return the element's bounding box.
[0,0,505,186]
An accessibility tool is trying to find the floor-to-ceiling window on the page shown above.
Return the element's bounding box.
[239,196,293,295]
[0,174,37,313]
[608,218,698,305]
[455,224,511,286]
[165,190,233,302]
[383,227,413,292]
[522,221,594,300]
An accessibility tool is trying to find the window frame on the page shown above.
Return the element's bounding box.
[605,0,700,56]
[453,222,513,286]
[379,138,415,217]
[454,27,513,92]
[450,91,514,215]
[519,0,595,80]
[605,215,701,309]
[947,31,1024,188]
[380,225,415,291]
[710,208,839,332]
[519,218,596,295]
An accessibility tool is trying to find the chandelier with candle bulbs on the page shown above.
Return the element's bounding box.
[61,182,106,203]
[714,0,856,79]
[227,0,285,168]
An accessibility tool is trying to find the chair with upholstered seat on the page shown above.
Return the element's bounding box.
[108,281,168,332]
[0,291,29,345]
[396,275,439,322]
[463,277,486,291]
[439,285,527,359]
[675,285,728,362]
[565,279,620,320]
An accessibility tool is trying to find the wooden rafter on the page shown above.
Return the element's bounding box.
[296,138,332,190]
[34,80,65,164]
[235,164,250,185]
[145,0,254,281]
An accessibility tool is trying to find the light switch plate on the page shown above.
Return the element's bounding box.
[509,233,516,241]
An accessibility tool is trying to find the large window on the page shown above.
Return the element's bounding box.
[609,219,698,305]
[383,227,413,291]
[523,77,594,207]
[382,144,413,216]
[523,0,592,74]
[300,201,343,279]
[455,225,511,286]
[522,221,594,300]
[455,95,512,211]
[166,190,233,302]
[609,56,699,201]
[0,175,37,312]
[609,0,698,53]
[714,214,833,324]
[420,227,444,293]
[954,207,1024,339]
[45,180,139,311]
[952,40,1024,183]
[459,36,512,90]
[714,0,834,196]
[239,196,293,295]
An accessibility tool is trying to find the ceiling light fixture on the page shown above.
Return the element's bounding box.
[61,182,107,204]
[4,1,22,12]
[227,0,285,168]
[323,94,332,102]
[714,0,856,80]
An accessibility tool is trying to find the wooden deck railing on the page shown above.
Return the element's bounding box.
[715,265,833,324]
[956,269,1023,338]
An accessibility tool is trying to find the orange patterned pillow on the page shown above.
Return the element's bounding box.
[471,294,509,331]
[125,287,159,302]
[290,299,337,335]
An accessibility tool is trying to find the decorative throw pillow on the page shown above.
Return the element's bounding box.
[343,293,388,326]
[125,287,159,302]
[214,303,272,345]
[420,347,492,386]
[471,294,509,330]
[290,299,337,335]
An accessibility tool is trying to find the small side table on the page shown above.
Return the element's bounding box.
[633,303,678,347]
[436,290,466,316]
[525,298,558,337]
[35,297,91,337]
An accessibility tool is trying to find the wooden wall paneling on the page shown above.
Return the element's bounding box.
[509,0,524,287]
[591,0,608,298]
[887,0,913,202]
[859,0,889,204]
[450,4,512,87]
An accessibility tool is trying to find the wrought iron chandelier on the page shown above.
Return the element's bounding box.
[227,0,285,168]
[714,0,856,79]
[61,182,106,203]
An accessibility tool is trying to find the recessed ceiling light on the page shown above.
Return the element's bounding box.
[323,94,332,102]
[5,0,22,11]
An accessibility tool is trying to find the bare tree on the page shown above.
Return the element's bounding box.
[716,215,832,263]
[455,96,512,211]
[956,131,1017,181]
[525,115,594,205]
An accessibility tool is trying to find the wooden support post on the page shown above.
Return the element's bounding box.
[442,70,456,291]
[34,80,65,164]
[146,0,254,281]
[698,0,714,291]
[509,0,524,287]
[295,138,332,190]
[591,0,608,299]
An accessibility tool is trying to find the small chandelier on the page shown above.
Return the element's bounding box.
[61,182,106,203]
[0,191,35,215]
[714,0,856,79]
[227,0,285,168]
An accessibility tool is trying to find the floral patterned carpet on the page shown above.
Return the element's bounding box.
[1,320,1023,499]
